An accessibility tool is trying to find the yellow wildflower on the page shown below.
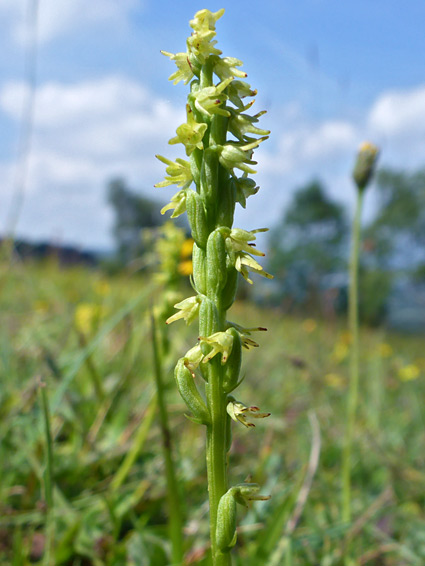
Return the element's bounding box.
[74,303,101,334]
[378,343,393,358]
[180,238,194,259]
[94,280,110,297]
[398,364,420,382]
[178,259,193,276]
[325,373,345,390]
[332,341,348,363]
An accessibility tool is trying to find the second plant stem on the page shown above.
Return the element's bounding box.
[342,188,363,524]
[151,311,184,564]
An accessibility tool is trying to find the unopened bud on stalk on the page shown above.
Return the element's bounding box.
[352,142,379,191]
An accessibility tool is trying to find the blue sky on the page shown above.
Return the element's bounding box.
[1,0,425,249]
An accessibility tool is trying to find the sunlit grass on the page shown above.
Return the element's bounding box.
[1,260,424,565]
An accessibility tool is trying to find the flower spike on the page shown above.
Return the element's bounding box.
[158,10,272,563]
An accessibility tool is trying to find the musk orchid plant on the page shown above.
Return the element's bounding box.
[155,8,271,565]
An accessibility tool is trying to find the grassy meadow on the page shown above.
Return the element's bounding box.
[1,258,425,565]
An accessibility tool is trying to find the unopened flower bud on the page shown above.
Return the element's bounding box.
[352,142,379,191]
[216,483,270,552]
[175,359,209,424]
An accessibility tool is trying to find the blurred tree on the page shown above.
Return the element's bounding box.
[107,178,163,265]
[360,167,425,325]
[268,180,347,312]
[364,168,425,274]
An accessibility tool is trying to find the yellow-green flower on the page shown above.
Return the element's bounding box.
[230,174,259,208]
[187,8,224,64]
[200,331,234,364]
[234,251,273,284]
[213,56,247,80]
[218,137,268,175]
[222,227,268,257]
[189,8,224,33]
[161,51,194,85]
[166,295,201,325]
[169,105,208,155]
[160,189,187,218]
[226,397,270,428]
[155,155,192,189]
[228,109,269,142]
[190,77,233,117]
[183,344,204,377]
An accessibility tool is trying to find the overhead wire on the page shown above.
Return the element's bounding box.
[5,0,40,239]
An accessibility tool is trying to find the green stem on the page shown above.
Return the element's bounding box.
[342,188,363,524]
[111,393,157,492]
[151,311,184,565]
[39,381,54,566]
[77,330,105,402]
[206,363,231,566]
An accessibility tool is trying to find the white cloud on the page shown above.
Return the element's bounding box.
[2,76,425,249]
[261,120,357,176]
[0,75,184,248]
[0,0,139,44]
[243,84,425,236]
[369,84,425,137]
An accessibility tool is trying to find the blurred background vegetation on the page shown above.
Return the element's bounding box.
[1,164,425,565]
